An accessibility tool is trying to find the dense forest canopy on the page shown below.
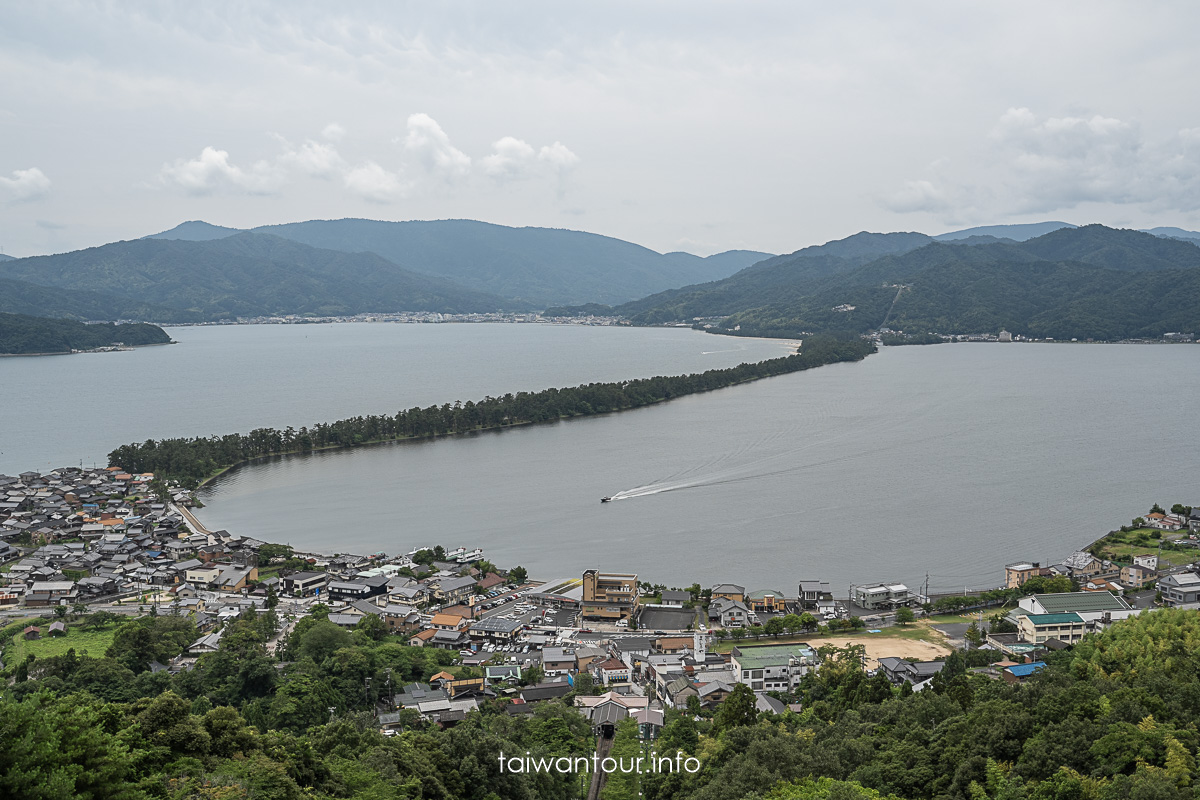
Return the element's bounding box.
[4,598,1200,798]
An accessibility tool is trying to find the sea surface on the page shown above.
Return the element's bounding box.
[194,338,1200,594]
[0,322,791,474]
[5,324,1198,594]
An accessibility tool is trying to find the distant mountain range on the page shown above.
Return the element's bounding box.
[0,253,15,261]
[5,216,1200,340]
[618,225,1200,341]
[0,233,522,321]
[146,218,774,307]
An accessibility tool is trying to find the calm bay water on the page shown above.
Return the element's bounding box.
[194,340,1200,594]
[0,322,790,475]
[5,324,1198,593]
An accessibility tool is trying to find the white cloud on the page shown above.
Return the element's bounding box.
[404,112,471,179]
[537,142,580,171]
[321,122,346,141]
[278,139,344,179]
[0,167,52,201]
[481,136,537,180]
[159,146,282,195]
[344,161,409,203]
[880,179,949,214]
[883,108,1200,219]
[989,107,1200,213]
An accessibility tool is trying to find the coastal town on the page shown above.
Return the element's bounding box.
[3,464,1200,739]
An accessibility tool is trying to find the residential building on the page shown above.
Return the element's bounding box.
[592,657,632,686]
[797,580,834,612]
[730,643,818,692]
[581,569,639,621]
[711,583,746,604]
[709,596,752,628]
[467,616,523,644]
[429,612,470,631]
[852,582,912,610]
[747,589,788,614]
[282,571,327,597]
[1005,562,1050,589]
[1120,564,1157,589]
[541,647,576,675]
[878,657,945,686]
[1159,572,1200,607]
[659,590,689,607]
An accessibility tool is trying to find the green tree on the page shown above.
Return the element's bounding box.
[508,565,528,585]
[713,683,759,732]
[766,617,786,637]
[0,691,140,800]
[601,717,643,800]
[354,613,387,641]
[895,607,915,626]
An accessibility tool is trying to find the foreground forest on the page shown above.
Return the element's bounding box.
[108,335,874,486]
[2,606,1199,799]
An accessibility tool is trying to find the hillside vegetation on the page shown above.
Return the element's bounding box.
[149,218,774,306]
[0,312,172,355]
[4,595,1200,799]
[620,225,1200,340]
[0,233,520,321]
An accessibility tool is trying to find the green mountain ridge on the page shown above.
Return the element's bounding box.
[148,218,775,306]
[0,233,523,321]
[621,225,1200,340]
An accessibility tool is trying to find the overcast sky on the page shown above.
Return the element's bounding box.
[3,1,1199,258]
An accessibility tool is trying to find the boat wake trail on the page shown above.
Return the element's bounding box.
[602,402,957,503]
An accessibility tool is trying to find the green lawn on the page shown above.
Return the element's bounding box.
[1105,545,1195,568]
[6,624,119,662]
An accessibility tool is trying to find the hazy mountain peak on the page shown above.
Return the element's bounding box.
[145,220,244,241]
[935,221,1076,242]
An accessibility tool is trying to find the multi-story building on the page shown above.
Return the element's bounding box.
[730,643,818,692]
[581,569,639,621]
[1005,562,1050,589]
[852,582,911,610]
[797,580,834,612]
[1017,612,1087,644]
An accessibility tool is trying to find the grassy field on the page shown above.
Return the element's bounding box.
[6,624,118,662]
[1099,538,1196,568]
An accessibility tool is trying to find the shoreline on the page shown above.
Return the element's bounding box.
[0,340,176,358]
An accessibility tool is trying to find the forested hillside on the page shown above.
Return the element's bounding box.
[0,233,519,321]
[149,218,774,306]
[0,312,172,355]
[622,225,1200,340]
[4,596,1199,799]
